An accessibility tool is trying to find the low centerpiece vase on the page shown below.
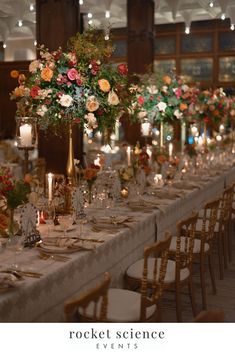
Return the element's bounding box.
[66,123,76,186]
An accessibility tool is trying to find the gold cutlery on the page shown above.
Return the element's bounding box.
[39,251,71,262]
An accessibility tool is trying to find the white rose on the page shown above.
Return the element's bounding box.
[162,85,168,93]
[108,91,119,106]
[85,112,98,129]
[37,105,48,116]
[59,94,73,107]
[29,60,40,73]
[182,84,189,92]
[174,109,183,119]
[147,85,158,94]
[157,101,167,112]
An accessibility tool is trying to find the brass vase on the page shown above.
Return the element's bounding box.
[66,124,76,186]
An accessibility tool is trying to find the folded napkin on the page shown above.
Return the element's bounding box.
[41,237,95,251]
[90,215,133,226]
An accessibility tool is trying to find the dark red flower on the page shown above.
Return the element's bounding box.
[30,86,40,98]
[118,63,128,75]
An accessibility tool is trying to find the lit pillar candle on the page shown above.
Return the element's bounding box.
[181,121,186,153]
[94,154,101,167]
[127,146,131,166]
[169,143,173,159]
[47,173,54,203]
[20,123,32,147]
[219,124,225,134]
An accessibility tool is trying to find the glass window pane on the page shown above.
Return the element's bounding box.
[219,57,235,82]
[180,58,213,82]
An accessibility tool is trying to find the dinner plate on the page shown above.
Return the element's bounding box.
[52,226,77,233]
[38,241,95,254]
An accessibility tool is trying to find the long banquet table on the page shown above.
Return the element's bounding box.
[0,164,235,322]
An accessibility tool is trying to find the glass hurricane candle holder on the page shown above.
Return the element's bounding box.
[15,117,37,174]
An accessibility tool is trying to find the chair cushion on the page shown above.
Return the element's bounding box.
[196,218,219,233]
[126,258,189,284]
[78,288,156,322]
[170,236,210,254]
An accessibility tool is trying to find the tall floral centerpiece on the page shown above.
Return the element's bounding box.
[10,29,132,135]
[134,71,199,151]
[10,29,135,183]
[196,88,229,145]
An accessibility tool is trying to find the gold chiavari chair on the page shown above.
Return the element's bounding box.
[64,234,172,323]
[193,199,220,310]
[64,272,111,322]
[215,186,233,279]
[126,213,198,322]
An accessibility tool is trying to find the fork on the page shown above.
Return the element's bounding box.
[38,251,70,262]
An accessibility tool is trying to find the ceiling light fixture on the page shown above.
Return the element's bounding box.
[105,10,110,18]
[18,20,23,27]
[185,26,190,34]
[231,24,235,30]
[221,13,226,20]
[79,0,84,4]
[34,40,37,46]
[3,43,6,49]
[88,19,93,25]
[105,35,109,40]
[88,12,92,19]
[209,1,214,8]
[30,4,34,11]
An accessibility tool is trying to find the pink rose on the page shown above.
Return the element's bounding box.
[67,68,79,81]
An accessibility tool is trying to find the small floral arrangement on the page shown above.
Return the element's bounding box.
[83,164,100,183]
[132,149,152,175]
[0,167,31,210]
[10,29,134,135]
[118,166,134,183]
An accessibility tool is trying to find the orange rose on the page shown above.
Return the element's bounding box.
[13,86,25,97]
[179,103,188,111]
[41,67,53,82]
[86,96,99,112]
[213,109,219,117]
[162,75,171,85]
[10,70,19,79]
[98,79,111,92]
[24,173,32,184]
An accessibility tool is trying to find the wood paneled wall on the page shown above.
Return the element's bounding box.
[0,61,29,139]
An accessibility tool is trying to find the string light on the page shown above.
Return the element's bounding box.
[88,19,93,25]
[87,12,93,18]
[3,43,6,48]
[34,40,37,46]
[209,1,214,8]
[105,10,110,18]
[29,4,34,11]
[18,20,23,27]
[231,24,235,31]
[221,13,226,20]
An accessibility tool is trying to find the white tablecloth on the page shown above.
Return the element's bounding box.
[0,165,234,322]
